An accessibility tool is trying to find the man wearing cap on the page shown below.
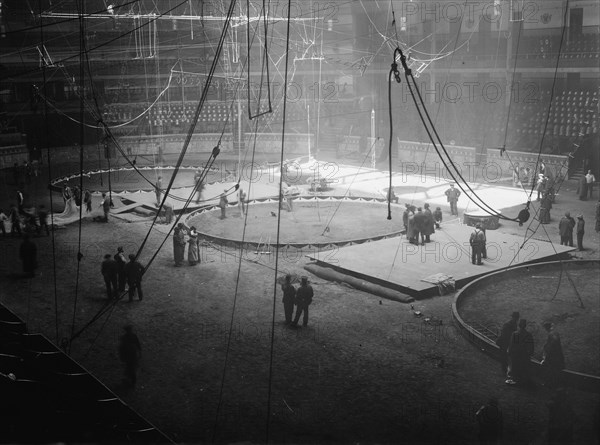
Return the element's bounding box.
[576,214,585,251]
[101,253,119,300]
[413,207,427,245]
[292,276,313,327]
[506,319,534,386]
[219,190,228,219]
[124,254,144,302]
[444,183,460,216]
[114,246,127,292]
[469,223,486,265]
[496,311,519,376]
[558,212,575,246]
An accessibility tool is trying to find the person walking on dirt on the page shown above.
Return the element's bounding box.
[114,247,127,292]
[101,253,119,300]
[119,325,142,387]
[292,276,313,327]
[281,275,296,324]
[496,311,519,377]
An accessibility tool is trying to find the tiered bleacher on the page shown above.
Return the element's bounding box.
[0,304,171,443]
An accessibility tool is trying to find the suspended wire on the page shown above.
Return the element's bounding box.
[266,0,293,441]
[37,0,61,346]
[67,0,87,355]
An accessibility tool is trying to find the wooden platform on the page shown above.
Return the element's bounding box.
[307,222,576,299]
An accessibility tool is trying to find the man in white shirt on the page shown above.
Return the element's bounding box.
[585,170,596,198]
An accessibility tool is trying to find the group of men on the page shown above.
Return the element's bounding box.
[558,211,586,251]
[402,203,442,245]
[496,312,565,387]
[281,275,314,327]
[101,247,144,302]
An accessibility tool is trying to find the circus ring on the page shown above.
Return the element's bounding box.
[184,196,406,250]
[49,165,225,194]
[452,260,600,392]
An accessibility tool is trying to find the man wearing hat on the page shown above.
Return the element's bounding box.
[469,223,486,265]
[124,254,144,302]
[558,212,575,246]
[444,183,461,216]
[101,253,119,300]
[219,190,229,219]
[292,276,314,327]
[155,176,163,206]
[576,214,585,251]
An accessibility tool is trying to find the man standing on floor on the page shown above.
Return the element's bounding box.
[444,183,461,216]
[576,214,585,251]
[292,276,314,327]
[585,170,595,198]
[281,274,296,324]
[541,322,565,388]
[101,253,118,300]
[506,319,534,386]
[19,234,37,278]
[219,190,228,219]
[118,325,142,388]
[422,203,435,243]
[173,223,187,267]
[124,254,144,302]
[558,212,575,246]
[496,311,519,377]
[155,176,163,206]
[100,193,111,222]
[114,247,127,292]
[16,190,24,213]
[413,207,427,245]
[469,223,486,265]
[37,205,49,236]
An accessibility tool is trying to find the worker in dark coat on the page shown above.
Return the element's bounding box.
[124,254,144,302]
[576,174,587,200]
[444,183,461,216]
[558,212,575,246]
[469,223,486,265]
[19,234,37,277]
[541,321,565,388]
[495,312,519,376]
[101,253,119,300]
[281,275,296,324]
[539,192,552,224]
[413,207,427,245]
[422,203,435,243]
[506,319,534,386]
[292,276,313,327]
[119,325,142,387]
[407,206,418,244]
[576,214,585,251]
[173,223,187,266]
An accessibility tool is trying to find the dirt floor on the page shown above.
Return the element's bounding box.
[189,200,404,244]
[1,155,599,444]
